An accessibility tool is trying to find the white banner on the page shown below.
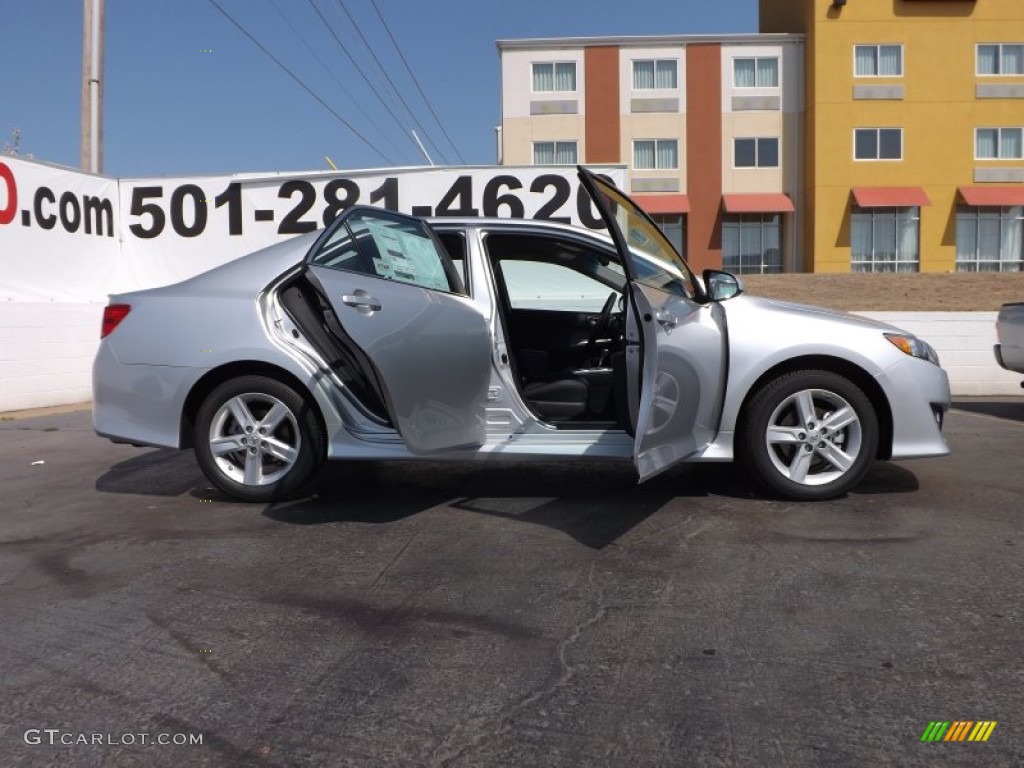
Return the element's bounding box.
[0,157,120,301]
[1,158,625,300]
[113,166,625,292]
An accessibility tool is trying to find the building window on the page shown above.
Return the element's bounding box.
[723,214,782,274]
[650,214,686,255]
[633,59,678,89]
[977,44,1024,76]
[633,140,678,170]
[734,57,779,88]
[854,45,903,77]
[532,62,576,92]
[956,207,1023,272]
[854,128,903,160]
[851,207,920,272]
[533,141,578,165]
[976,128,1023,160]
[734,138,780,168]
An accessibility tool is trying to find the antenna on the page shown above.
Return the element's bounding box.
[411,130,434,167]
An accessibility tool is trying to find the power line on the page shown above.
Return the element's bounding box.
[207,0,392,164]
[330,0,450,165]
[368,0,465,164]
[265,0,407,164]
[305,0,420,158]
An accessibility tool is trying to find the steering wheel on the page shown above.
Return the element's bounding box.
[585,292,619,361]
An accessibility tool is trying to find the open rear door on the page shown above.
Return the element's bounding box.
[578,168,727,481]
[305,207,492,453]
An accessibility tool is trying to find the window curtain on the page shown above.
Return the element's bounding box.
[856,47,877,76]
[976,128,998,158]
[763,215,782,272]
[533,143,554,165]
[956,209,977,269]
[734,59,755,87]
[879,46,901,76]
[757,58,779,87]
[1001,207,1023,270]
[657,140,678,169]
[554,142,577,164]
[978,45,999,75]
[656,61,677,88]
[634,61,655,89]
[532,64,553,92]
[897,209,920,272]
[851,211,873,266]
[634,141,655,169]
[1001,128,1023,159]
[554,63,576,91]
[1004,45,1024,75]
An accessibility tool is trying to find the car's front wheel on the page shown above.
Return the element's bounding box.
[194,375,325,502]
[740,370,879,501]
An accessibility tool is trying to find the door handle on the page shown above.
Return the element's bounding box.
[655,310,678,328]
[341,292,383,312]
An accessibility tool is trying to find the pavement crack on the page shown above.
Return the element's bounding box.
[370,532,418,588]
[429,563,607,767]
[145,610,230,680]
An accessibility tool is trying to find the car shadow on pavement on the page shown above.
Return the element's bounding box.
[952,399,1024,423]
[95,447,205,497]
[95,449,922,548]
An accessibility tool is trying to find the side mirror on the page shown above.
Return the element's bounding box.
[703,269,743,302]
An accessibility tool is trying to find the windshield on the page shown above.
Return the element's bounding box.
[585,173,700,301]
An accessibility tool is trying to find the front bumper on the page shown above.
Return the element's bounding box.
[875,357,951,460]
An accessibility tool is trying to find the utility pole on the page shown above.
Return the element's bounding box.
[81,0,105,173]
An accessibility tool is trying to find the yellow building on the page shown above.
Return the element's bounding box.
[762,0,1024,272]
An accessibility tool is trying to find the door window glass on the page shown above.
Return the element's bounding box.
[501,261,617,312]
[310,210,458,293]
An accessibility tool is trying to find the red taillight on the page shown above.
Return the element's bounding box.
[101,304,131,338]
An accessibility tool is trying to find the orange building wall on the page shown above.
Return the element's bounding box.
[584,47,621,163]
[686,44,723,272]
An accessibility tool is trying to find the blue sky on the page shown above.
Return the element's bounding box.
[1,0,759,177]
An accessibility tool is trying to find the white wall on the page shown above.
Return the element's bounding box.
[0,309,1018,414]
[858,312,1022,396]
[0,302,102,412]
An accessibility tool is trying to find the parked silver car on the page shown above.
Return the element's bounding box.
[995,302,1024,380]
[93,169,950,502]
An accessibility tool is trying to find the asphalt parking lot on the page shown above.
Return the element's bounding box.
[1,400,1022,767]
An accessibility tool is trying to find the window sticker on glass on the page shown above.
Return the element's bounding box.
[365,221,449,291]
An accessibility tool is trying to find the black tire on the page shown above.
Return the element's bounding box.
[194,375,325,503]
[739,370,879,501]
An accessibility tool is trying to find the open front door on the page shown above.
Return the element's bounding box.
[304,207,492,453]
[578,168,727,481]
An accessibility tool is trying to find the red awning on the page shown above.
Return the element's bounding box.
[852,187,931,207]
[958,186,1024,207]
[721,193,795,213]
[633,194,690,214]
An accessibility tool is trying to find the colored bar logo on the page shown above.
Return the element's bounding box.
[921,721,997,742]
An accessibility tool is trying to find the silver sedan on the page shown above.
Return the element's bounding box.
[93,169,950,502]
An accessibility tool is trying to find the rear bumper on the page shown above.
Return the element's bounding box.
[876,358,951,460]
[92,342,205,449]
[994,343,1024,374]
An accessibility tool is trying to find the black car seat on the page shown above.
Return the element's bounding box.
[521,378,589,421]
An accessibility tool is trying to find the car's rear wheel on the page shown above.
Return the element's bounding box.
[740,370,879,500]
[194,375,324,502]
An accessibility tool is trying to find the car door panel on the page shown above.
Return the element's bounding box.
[304,207,492,454]
[630,284,726,479]
[310,265,491,453]
[577,167,727,481]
